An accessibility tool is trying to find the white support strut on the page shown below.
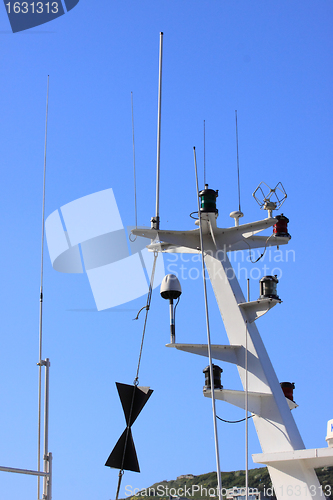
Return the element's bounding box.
[132,212,331,499]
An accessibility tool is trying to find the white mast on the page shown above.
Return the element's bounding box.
[132,194,333,499]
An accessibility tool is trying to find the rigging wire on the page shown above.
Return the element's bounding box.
[134,252,158,384]
[235,110,241,213]
[37,75,49,500]
[193,146,223,500]
[115,251,158,500]
[117,36,162,499]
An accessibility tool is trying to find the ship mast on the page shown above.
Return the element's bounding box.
[132,181,333,500]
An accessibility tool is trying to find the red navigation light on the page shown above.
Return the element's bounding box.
[273,214,290,237]
[280,382,295,401]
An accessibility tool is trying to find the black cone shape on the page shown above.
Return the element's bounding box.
[105,428,140,473]
[116,383,153,427]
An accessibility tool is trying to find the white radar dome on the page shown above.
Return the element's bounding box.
[160,274,182,300]
[326,419,333,448]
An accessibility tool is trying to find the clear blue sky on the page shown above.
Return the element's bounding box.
[0,1,332,499]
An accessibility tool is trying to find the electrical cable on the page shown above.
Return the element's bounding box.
[173,296,180,327]
[217,414,253,424]
[246,234,274,264]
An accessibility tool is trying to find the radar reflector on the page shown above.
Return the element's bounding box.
[105,383,153,473]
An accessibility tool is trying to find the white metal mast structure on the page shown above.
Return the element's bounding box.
[132,182,333,500]
[0,76,52,500]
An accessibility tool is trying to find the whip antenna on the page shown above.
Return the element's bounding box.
[131,92,138,231]
[37,75,49,500]
[235,110,241,212]
[152,32,163,230]
[203,119,206,185]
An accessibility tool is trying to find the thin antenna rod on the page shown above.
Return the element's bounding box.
[235,110,241,212]
[245,322,249,500]
[193,147,222,500]
[203,120,206,185]
[38,75,49,500]
[153,31,163,230]
[131,92,138,229]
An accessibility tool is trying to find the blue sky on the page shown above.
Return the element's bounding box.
[0,1,332,499]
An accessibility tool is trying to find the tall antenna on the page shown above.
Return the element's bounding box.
[203,120,206,185]
[152,31,163,230]
[131,92,138,230]
[235,110,241,212]
[37,75,49,500]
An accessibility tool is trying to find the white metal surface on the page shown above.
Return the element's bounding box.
[166,343,241,364]
[200,232,322,499]
[134,208,328,499]
[253,447,333,468]
[0,466,48,477]
[204,388,297,413]
[238,298,281,323]
[133,223,290,253]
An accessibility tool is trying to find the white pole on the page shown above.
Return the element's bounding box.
[246,275,250,500]
[245,323,249,500]
[193,147,222,500]
[46,452,52,500]
[153,31,163,230]
[0,466,48,476]
[38,75,49,500]
[43,359,50,499]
